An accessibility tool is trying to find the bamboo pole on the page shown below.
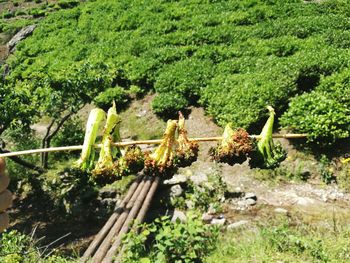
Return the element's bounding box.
[0,134,308,158]
[114,177,160,263]
[135,177,160,224]
[102,177,155,263]
[80,176,143,262]
[90,178,148,263]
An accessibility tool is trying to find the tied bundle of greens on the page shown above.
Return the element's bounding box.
[92,102,121,182]
[77,103,144,185]
[144,120,178,176]
[210,123,252,165]
[249,106,287,169]
[174,112,199,167]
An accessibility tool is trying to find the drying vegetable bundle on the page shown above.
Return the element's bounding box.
[143,120,178,176]
[77,103,144,185]
[76,104,287,183]
[209,106,286,169]
[249,106,287,169]
[144,112,199,176]
[175,112,199,167]
[210,124,252,165]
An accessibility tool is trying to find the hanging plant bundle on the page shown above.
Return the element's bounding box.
[174,112,199,167]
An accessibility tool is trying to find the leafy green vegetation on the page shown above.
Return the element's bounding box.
[122,213,220,263]
[171,170,227,212]
[0,230,77,262]
[206,220,350,263]
[2,0,350,146]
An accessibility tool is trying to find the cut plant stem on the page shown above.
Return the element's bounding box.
[76,108,105,170]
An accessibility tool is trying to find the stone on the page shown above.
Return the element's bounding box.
[170,185,183,198]
[164,174,188,185]
[172,210,187,222]
[7,25,36,52]
[190,172,208,185]
[244,192,257,201]
[294,197,315,206]
[136,109,147,118]
[274,208,288,214]
[185,200,195,210]
[207,204,217,214]
[245,198,257,206]
[211,218,226,225]
[227,220,249,230]
[202,213,214,222]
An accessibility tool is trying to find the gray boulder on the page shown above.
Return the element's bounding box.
[7,25,36,52]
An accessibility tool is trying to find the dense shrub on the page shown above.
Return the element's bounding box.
[93,87,130,111]
[122,213,220,262]
[3,0,350,144]
[152,92,189,119]
[281,70,350,143]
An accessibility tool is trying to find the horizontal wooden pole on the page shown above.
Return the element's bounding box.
[0,134,308,158]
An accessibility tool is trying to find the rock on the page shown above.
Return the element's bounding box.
[136,109,147,118]
[164,174,188,185]
[207,204,217,214]
[170,185,183,198]
[294,197,315,206]
[274,208,288,214]
[202,213,214,222]
[7,25,36,52]
[190,172,208,185]
[185,200,195,210]
[99,188,118,199]
[227,220,249,230]
[236,198,256,208]
[245,198,257,206]
[172,210,187,222]
[244,192,257,201]
[211,218,226,225]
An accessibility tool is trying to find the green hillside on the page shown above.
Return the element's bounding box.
[2,0,350,143]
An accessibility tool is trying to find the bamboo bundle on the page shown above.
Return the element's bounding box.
[102,177,154,263]
[81,176,160,263]
[80,176,143,262]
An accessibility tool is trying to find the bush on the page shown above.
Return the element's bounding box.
[41,167,98,218]
[51,116,85,159]
[151,92,189,119]
[122,213,220,262]
[154,58,214,103]
[93,87,130,112]
[281,70,350,143]
[5,0,350,145]
[57,0,80,9]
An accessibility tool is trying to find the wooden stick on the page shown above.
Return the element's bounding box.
[0,134,308,158]
[135,177,160,224]
[80,176,143,262]
[90,178,148,263]
[115,177,160,263]
[102,177,154,263]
